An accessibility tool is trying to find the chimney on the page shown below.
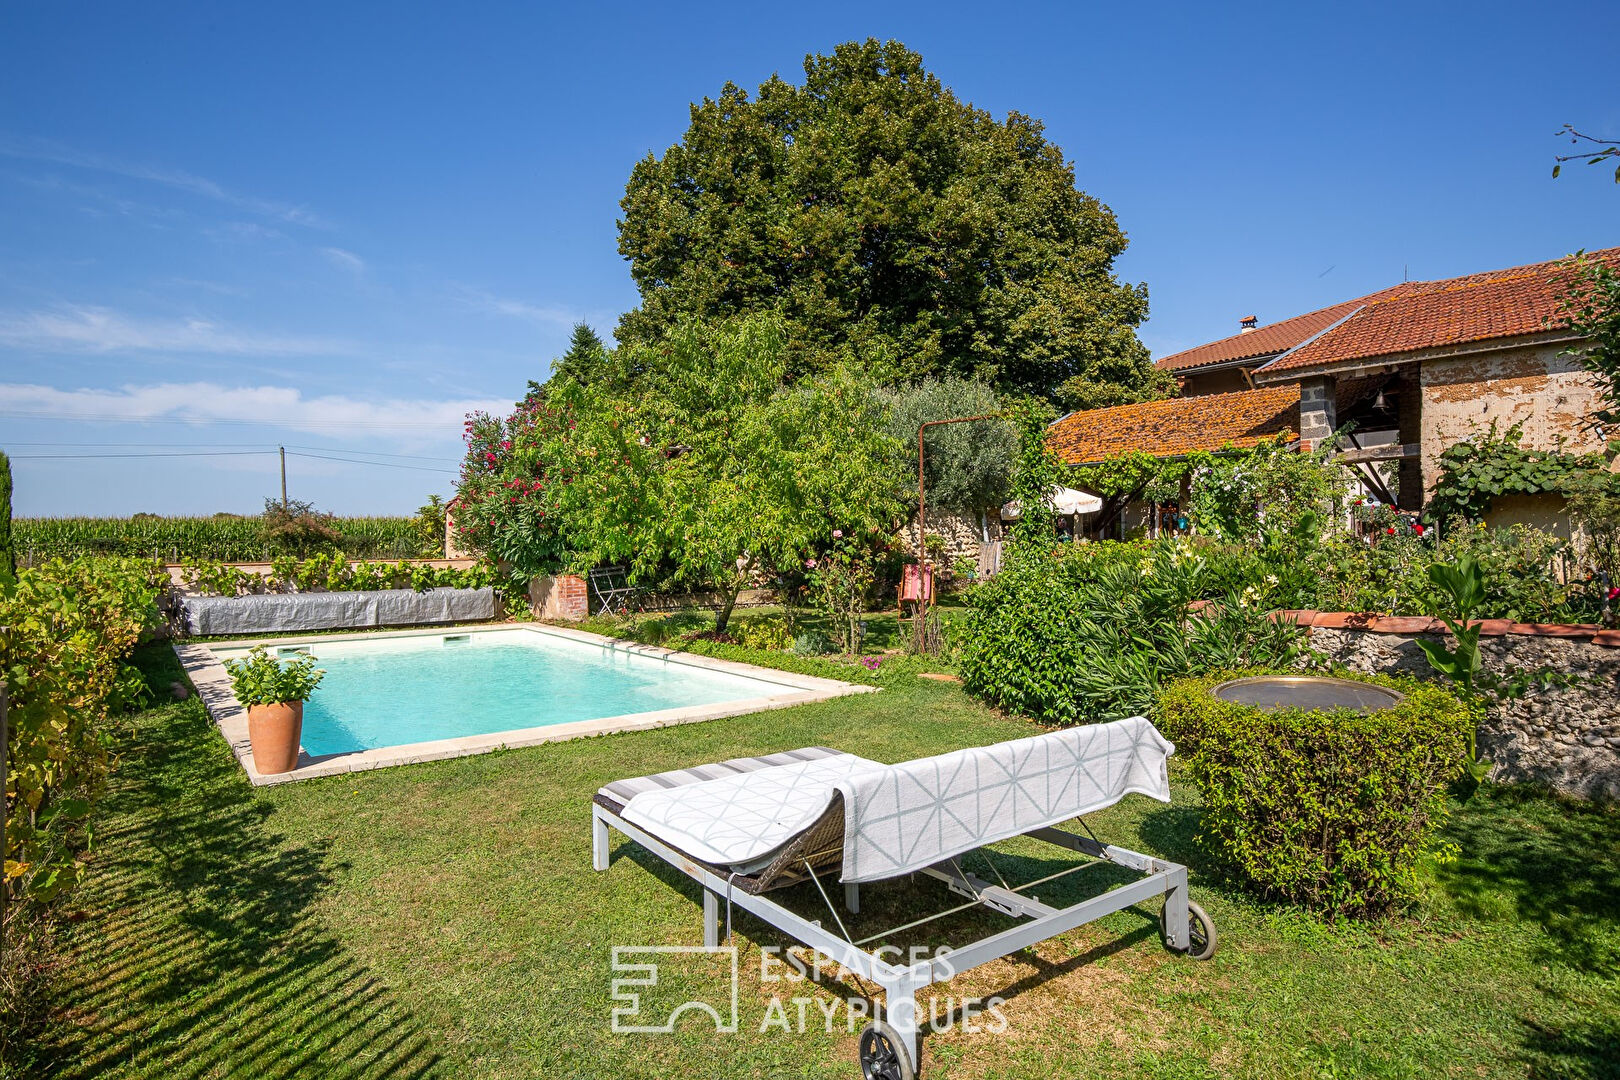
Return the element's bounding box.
[1239,315,1258,334]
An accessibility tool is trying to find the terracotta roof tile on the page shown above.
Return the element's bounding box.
[1259,247,1620,376]
[1047,386,1300,464]
[1154,287,1408,372]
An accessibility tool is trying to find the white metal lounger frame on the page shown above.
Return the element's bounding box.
[593,801,1209,1078]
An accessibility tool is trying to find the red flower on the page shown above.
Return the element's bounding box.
[1413,523,1425,535]
[1386,526,1396,535]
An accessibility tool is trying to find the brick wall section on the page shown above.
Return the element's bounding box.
[529,573,588,621]
[1271,610,1619,800]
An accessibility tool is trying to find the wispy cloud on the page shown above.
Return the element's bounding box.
[4,169,184,225]
[0,304,352,357]
[320,247,366,274]
[454,285,584,328]
[0,135,328,228]
[204,221,287,244]
[0,381,510,434]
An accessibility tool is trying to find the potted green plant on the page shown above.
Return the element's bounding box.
[222,646,325,774]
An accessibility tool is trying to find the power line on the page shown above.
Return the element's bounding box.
[2,441,461,463]
[9,448,459,475]
[285,450,458,475]
[283,443,459,463]
[9,450,276,460]
[0,411,455,429]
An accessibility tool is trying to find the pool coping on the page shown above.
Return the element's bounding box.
[174,622,877,786]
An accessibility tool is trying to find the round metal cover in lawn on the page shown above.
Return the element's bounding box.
[1210,675,1404,713]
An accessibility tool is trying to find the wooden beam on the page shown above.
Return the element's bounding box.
[1333,443,1418,464]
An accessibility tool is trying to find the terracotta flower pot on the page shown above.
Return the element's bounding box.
[247,701,304,774]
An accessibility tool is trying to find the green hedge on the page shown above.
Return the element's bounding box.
[1157,672,1474,918]
[958,542,1313,724]
[14,515,427,563]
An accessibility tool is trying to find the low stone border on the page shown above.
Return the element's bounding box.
[1273,609,1619,647]
[175,622,876,786]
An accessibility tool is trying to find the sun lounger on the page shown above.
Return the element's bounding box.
[592,717,1216,1079]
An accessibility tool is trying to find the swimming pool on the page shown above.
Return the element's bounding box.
[184,625,873,784]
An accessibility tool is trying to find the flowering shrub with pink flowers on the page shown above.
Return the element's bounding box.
[449,393,580,580]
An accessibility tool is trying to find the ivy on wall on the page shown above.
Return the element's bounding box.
[1427,423,1610,524]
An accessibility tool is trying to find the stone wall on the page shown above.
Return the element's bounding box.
[901,510,1002,575]
[1307,624,1620,800]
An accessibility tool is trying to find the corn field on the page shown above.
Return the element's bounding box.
[13,515,432,565]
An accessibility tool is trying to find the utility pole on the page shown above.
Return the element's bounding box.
[279,446,288,507]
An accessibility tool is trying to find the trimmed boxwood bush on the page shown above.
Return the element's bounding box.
[1157,671,1475,918]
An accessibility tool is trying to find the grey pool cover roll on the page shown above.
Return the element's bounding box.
[181,587,496,636]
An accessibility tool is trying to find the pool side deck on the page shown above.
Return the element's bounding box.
[175,622,877,786]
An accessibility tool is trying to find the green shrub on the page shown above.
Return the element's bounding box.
[1157,672,1474,918]
[1,558,165,906]
[790,629,834,656]
[223,646,325,705]
[734,617,791,651]
[180,556,493,596]
[1310,520,1601,623]
[960,540,1314,724]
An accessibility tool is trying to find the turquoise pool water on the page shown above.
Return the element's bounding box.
[215,629,792,756]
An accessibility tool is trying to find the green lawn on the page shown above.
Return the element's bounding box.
[13,642,1619,1080]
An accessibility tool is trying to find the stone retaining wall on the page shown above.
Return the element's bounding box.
[1300,619,1619,800]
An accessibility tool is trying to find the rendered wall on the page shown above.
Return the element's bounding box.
[1419,343,1607,493]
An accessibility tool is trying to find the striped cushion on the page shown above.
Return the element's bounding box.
[597,746,846,805]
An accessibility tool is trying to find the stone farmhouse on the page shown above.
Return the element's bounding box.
[1047,246,1617,531]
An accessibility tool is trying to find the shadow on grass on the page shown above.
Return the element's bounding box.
[24,645,441,1080]
[1434,783,1620,976]
[1518,1015,1620,1080]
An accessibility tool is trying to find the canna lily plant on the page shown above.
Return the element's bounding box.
[1413,555,1491,783]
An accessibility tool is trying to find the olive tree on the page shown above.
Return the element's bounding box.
[878,378,1017,541]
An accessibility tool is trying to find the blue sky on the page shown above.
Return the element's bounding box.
[2,1,1616,516]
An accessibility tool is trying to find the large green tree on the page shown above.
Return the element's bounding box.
[616,39,1165,407]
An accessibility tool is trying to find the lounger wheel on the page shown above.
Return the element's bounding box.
[858,1021,916,1080]
[1160,899,1217,960]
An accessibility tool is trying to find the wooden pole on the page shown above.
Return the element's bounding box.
[279,446,288,507]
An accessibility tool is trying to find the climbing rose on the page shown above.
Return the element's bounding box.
[1386,526,1396,535]
[832,529,843,539]
[805,558,818,569]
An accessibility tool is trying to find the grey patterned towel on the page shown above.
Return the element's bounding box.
[620,717,1174,883]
